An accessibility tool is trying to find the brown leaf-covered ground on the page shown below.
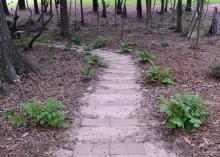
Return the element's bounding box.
[1,4,220,157]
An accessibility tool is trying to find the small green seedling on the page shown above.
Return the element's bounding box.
[148,65,176,86]
[86,54,105,66]
[138,50,156,63]
[94,36,107,48]
[83,44,94,51]
[80,66,93,78]
[118,42,134,53]
[41,52,56,62]
[65,36,82,49]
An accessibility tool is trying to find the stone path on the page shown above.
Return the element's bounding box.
[73,49,177,157]
[51,47,177,157]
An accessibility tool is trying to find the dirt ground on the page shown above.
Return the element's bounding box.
[1,4,220,157]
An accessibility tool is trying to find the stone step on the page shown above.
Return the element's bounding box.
[74,143,177,156]
[97,83,141,90]
[82,119,141,127]
[95,89,138,94]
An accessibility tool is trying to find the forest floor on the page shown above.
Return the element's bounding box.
[0,4,220,157]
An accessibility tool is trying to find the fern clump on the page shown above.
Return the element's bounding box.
[86,54,105,66]
[65,36,82,49]
[4,99,69,129]
[94,36,107,48]
[83,44,94,51]
[80,66,93,78]
[210,62,220,78]
[160,92,210,131]
[118,42,134,53]
[138,50,156,63]
[41,52,56,62]
[148,65,176,86]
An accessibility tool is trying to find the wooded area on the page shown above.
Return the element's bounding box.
[0,0,220,156]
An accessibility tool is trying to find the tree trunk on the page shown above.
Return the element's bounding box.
[93,0,98,12]
[185,0,192,12]
[102,0,107,18]
[2,0,10,15]
[137,0,142,19]
[80,0,85,24]
[165,0,168,12]
[176,0,182,32]
[196,0,204,48]
[146,0,152,22]
[0,1,34,83]
[161,0,165,14]
[34,0,39,14]
[117,0,122,15]
[19,0,26,10]
[209,7,218,35]
[60,0,70,37]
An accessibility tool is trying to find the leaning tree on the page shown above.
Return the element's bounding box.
[0,1,34,83]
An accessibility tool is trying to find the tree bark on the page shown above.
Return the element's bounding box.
[80,0,85,24]
[93,0,98,12]
[209,7,218,35]
[19,0,26,10]
[2,0,10,15]
[185,0,192,12]
[161,0,165,14]
[176,0,182,32]
[165,0,168,12]
[102,0,107,18]
[117,0,123,15]
[34,0,39,14]
[146,0,152,22]
[137,0,142,19]
[0,1,34,83]
[60,0,70,37]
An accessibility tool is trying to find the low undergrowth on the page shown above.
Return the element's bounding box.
[160,92,210,131]
[4,99,69,129]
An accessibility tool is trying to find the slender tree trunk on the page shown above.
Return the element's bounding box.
[196,0,204,48]
[146,0,152,22]
[96,2,99,34]
[114,0,117,25]
[185,0,192,12]
[102,0,107,18]
[165,0,168,12]
[93,0,98,12]
[172,0,176,22]
[137,0,142,19]
[209,7,218,35]
[121,0,127,40]
[117,0,122,15]
[34,0,39,14]
[161,0,165,14]
[176,0,182,32]
[2,0,10,15]
[60,0,70,37]
[19,0,26,10]
[49,0,53,14]
[80,0,85,24]
[0,1,34,83]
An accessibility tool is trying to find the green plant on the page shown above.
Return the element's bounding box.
[210,62,220,78]
[80,66,93,78]
[41,52,56,62]
[86,54,105,66]
[4,110,26,126]
[94,36,107,48]
[83,44,94,51]
[148,65,176,86]
[4,99,69,129]
[65,36,82,49]
[160,92,210,131]
[138,50,156,63]
[118,42,134,53]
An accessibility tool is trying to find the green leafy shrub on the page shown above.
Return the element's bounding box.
[148,65,176,86]
[41,52,56,62]
[118,43,134,53]
[86,54,105,66]
[83,44,94,51]
[4,99,69,129]
[160,92,210,131]
[210,62,220,78]
[80,66,93,78]
[4,110,26,127]
[65,36,82,49]
[138,51,156,63]
[94,36,107,48]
